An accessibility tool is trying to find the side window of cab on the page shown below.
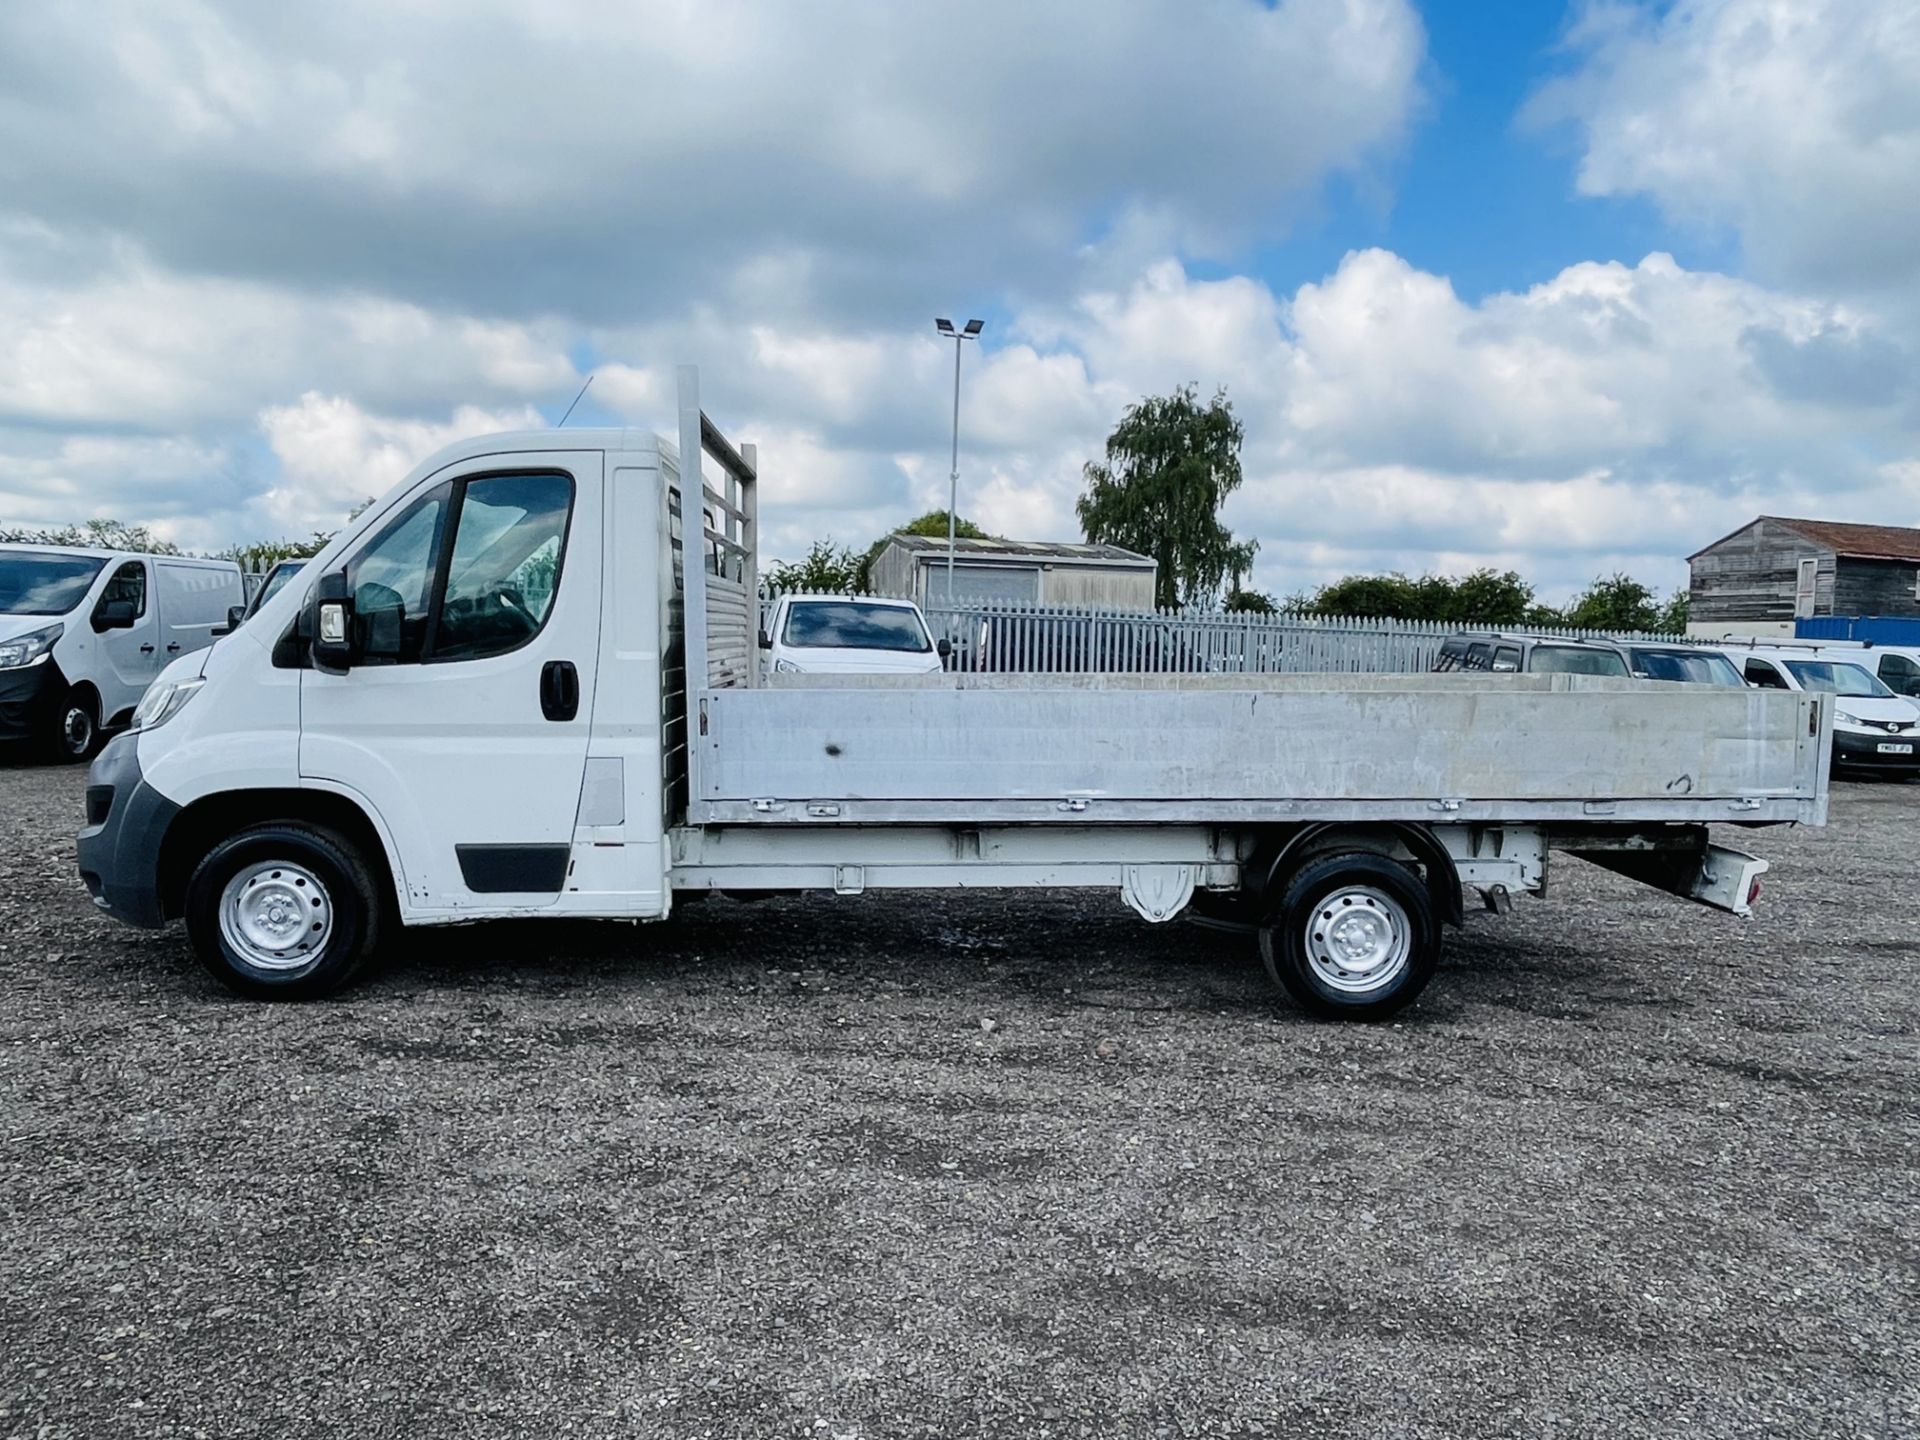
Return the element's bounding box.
[325,471,575,667]
[97,562,147,617]
[1744,659,1789,689]
[1877,654,1920,697]
[347,484,452,664]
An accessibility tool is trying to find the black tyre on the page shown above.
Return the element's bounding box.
[1259,851,1439,1021]
[43,688,99,763]
[183,823,384,999]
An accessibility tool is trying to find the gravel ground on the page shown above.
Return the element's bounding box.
[0,759,1914,1439]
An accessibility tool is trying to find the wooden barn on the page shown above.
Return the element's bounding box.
[1687,516,1920,637]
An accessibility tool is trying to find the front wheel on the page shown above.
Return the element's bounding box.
[1259,852,1439,1021]
[184,823,385,999]
[43,689,98,763]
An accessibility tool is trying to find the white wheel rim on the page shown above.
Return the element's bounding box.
[218,861,333,971]
[1303,884,1412,994]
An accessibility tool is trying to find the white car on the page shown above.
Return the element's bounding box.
[1721,641,1920,776]
[761,594,947,676]
[0,545,244,760]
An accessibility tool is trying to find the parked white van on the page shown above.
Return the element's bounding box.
[0,545,245,760]
[1718,640,1920,776]
[761,593,948,676]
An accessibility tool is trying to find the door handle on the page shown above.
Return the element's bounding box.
[540,660,579,722]
[139,644,156,654]
[166,642,182,653]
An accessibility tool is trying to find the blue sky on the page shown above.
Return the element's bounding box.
[1303,1,1717,296]
[0,0,1915,602]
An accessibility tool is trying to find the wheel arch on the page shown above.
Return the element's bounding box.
[1253,821,1464,929]
[157,786,401,923]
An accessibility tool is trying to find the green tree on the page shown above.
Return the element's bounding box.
[1222,587,1276,614]
[0,518,180,554]
[1445,569,1535,625]
[225,534,334,573]
[1077,385,1255,609]
[1657,587,1689,634]
[765,539,862,594]
[1564,573,1664,632]
[1305,567,1538,625]
[857,509,993,590]
[1310,573,1424,619]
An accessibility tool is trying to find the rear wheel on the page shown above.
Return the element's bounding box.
[1260,852,1439,1021]
[184,823,384,999]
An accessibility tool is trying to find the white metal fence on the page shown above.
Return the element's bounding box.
[763,595,1689,675]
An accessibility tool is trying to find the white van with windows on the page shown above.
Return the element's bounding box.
[1780,638,1920,703]
[761,593,947,676]
[0,545,244,760]
[1719,640,1920,776]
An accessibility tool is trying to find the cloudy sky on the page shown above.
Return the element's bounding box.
[1,0,1916,600]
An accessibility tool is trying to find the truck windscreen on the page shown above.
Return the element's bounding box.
[1784,661,1894,698]
[0,551,107,616]
[783,602,932,652]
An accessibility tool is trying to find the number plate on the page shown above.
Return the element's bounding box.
[1877,742,1913,754]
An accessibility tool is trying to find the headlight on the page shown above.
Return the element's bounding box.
[773,658,802,673]
[0,622,62,670]
[131,676,206,732]
[1836,708,1860,724]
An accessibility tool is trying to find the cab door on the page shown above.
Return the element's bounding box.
[299,452,603,912]
[92,560,161,719]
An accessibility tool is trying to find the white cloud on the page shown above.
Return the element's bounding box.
[256,392,545,535]
[2,239,1916,601]
[0,251,576,431]
[1532,0,1920,293]
[1,0,1915,608]
[0,0,1425,324]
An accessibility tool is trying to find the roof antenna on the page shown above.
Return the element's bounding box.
[556,373,594,428]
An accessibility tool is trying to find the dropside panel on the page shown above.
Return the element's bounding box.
[694,680,1822,824]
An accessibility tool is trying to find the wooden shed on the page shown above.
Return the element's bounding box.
[868,534,1158,610]
[1687,516,1920,636]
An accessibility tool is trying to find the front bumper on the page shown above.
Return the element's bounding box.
[75,733,179,928]
[0,661,55,743]
[1834,727,1920,772]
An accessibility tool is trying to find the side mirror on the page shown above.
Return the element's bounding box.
[758,628,772,649]
[936,637,952,659]
[310,570,357,674]
[92,599,137,632]
[228,604,249,630]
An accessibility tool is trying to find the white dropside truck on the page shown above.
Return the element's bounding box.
[78,371,1831,1018]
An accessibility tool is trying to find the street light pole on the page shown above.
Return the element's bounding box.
[934,317,983,603]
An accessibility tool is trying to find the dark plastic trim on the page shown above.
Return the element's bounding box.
[455,843,570,894]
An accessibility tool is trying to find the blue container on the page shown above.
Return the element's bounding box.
[1796,615,1920,646]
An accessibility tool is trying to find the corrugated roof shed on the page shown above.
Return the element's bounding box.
[1691,516,1920,562]
[1767,517,1920,562]
[887,534,1155,567]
